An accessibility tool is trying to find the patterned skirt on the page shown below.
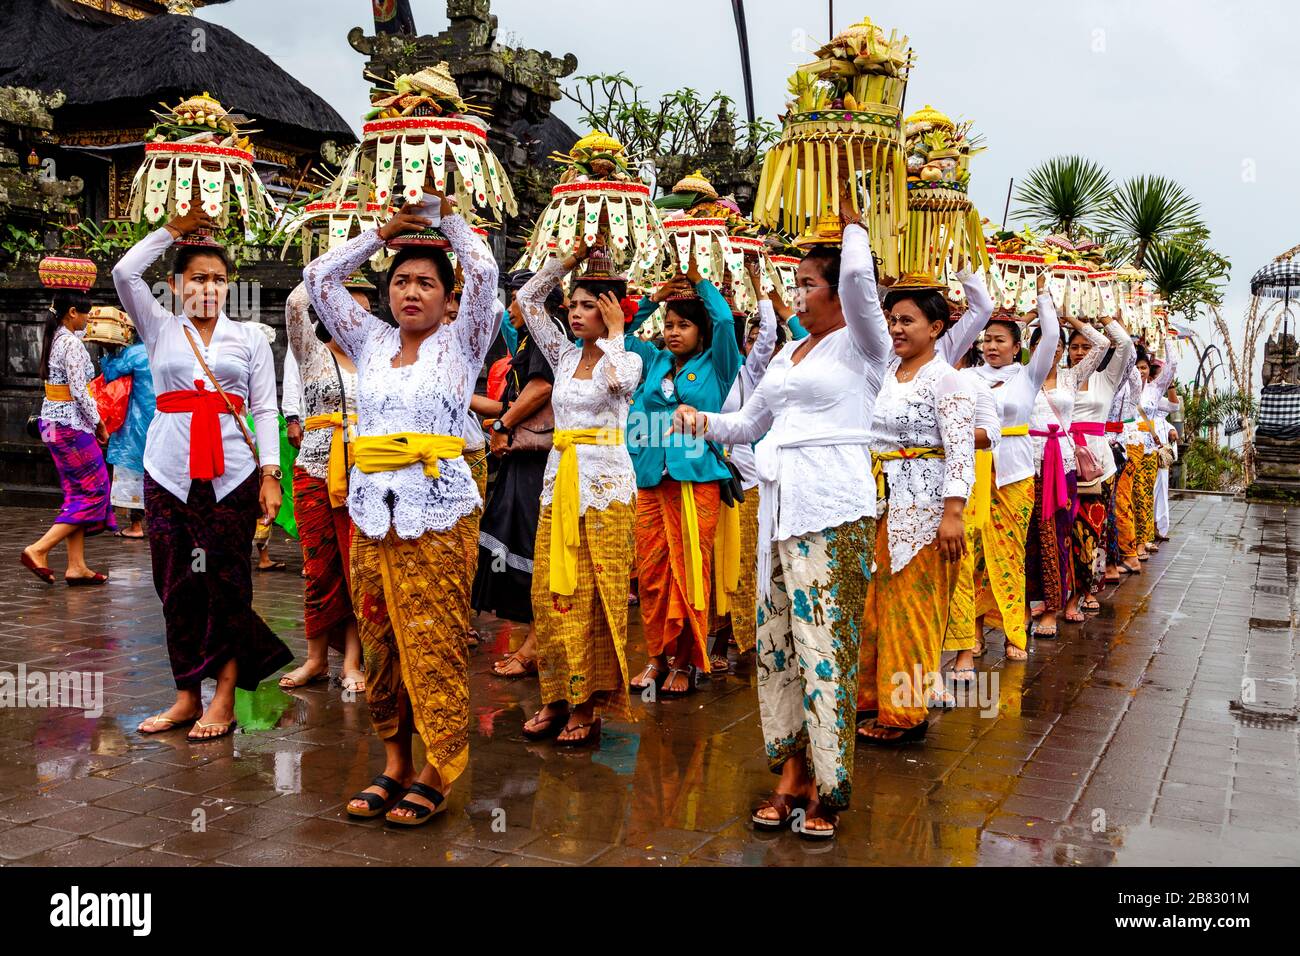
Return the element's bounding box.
[41,419,115,534]
[971,475,1035,650]
[1072,476,1113,594]
[1104,465,1123,567]
[1026,470,1077,612]
[351,514,477,790]
[293,467,353,651]
[532,500,635,720]
[144,470,291,690]
[634,480,720,673]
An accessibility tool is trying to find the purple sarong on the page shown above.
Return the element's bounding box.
[40,419,116,534]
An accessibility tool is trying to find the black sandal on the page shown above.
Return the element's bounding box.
[522,708,569,741]
[857,718,929,747]
[346,774,407,819]
[385,781,446,827]
[796,800,839,841]
[556,717,602,749]
[751,792,808,831]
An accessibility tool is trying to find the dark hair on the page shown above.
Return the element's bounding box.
[883,288,950,335]
[572,277,628,304]
[985,317,1021,346]
[1134,342,1150,367]
[801,245,841,295]
[388,246,455,298]
[665,297,712,352]
[1029,324,1067,351]
[168,242,231,278]
[739,314,789,351]
[39,289,92,380]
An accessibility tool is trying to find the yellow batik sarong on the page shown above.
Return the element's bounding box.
[1116,445,1143,559]
[462,447,489,572]
[304,412,357,508]
[549,428,624,595]
[969,425,1029,529]
[729,494,760,652]
[533,500,635,720]
[943,529,979,652]
[1138,445,1158,544]
[971,474,1035,651]
[350,515,477,791]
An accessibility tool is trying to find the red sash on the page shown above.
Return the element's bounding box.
[156,381,245,480]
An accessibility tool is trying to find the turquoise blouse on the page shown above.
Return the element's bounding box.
[623,279,742,488]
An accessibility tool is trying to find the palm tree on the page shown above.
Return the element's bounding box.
[1101,175,1205,269]
[1145,236,1230,320]
[1011,155,1113,241]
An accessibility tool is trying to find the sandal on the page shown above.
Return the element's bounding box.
[279,666,330,689]
[1064,610,1086,623]
[492,652,537,680]
[187,719,237,742]
[556,717,602,749]
[66,572,109,587]
[19,552,55,585]
[137,712,199,735]
[856,718,929,747]
[796,800,839,841]
[1005,644,1028,661]
[1119,563,1142,575]
[658,666,696,698]
[1081,597,1101,612]
[347,774,407,819]
[257,561,288,573]
[1032,624,1058,639]
[630,662,666,693]
[972,639,987,659]
[949,666,977,685]
[855,708,878,723]
[340,673,366,694]
[522,707,569,741]
[114,530,146,540]
[385,781,446,827]
[709,653,729,674]
[751,792,808,832]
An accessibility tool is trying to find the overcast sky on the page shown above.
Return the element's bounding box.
[201,0,1300,375]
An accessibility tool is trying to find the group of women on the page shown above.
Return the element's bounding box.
[19,189,1179,838]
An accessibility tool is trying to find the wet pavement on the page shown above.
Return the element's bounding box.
[0,495,1297,867]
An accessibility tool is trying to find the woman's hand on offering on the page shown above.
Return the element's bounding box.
[597,291,626,337]
[378,203,433,242]
[164,207,219,239]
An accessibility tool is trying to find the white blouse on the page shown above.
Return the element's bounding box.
[304,216,499,539]
[938,271,996,365]
[1073,321,1135,483]
[285,283,359,482]
[519,257,642,515]
[705,221,891,596]
[41,327,100,434]
[960,293,1060,486]
[112,227,280,503]
[1119,367,1144,448]
[1030,321,1108,475]
[967,375,1003,454]
[870,355,976,573]
[1139,352,1178,452]
[719,299,778,490]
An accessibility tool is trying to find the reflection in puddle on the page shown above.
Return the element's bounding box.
[235,681,297,731]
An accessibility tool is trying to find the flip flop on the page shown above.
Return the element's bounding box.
[187,719,237,742]
[257,561,288,573]
[1064,611,1087,623]
[66,573,109,587]
[385,782,446,827]
[949,667,977,685]
[522,708,569,741]
[279,668,329,689]
[751,792,808,831]
[19,553,54,585]
[137,712,199,735]
[556,717,602,749]
[1033,625,1058,639]
[857,719,929,747]
[492,652,537,680]
[114,531,146,540]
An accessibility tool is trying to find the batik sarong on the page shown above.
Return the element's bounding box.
[1138,447,1158,545]
[730,493,760,653]
[971,475,1035,651]
[351,513,477,790]
[1026,471,1077,612]
[1116,445,1143,559]
[756,515,872,810]
[293,467,353,652]
[144,470,291,689]
[532,501,634,720]
[634,480,720,674]
[110,465,144,511]
[1073,476,1113,594]
[41,419,115,533]
[859,515,961,729]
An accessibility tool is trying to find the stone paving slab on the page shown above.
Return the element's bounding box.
[0,497,1296,866]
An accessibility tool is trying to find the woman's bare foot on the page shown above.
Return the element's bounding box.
[492,651,536,678]
[386,764,447,820]
[189,698,236,739]
[138,694,203,733]
[558,703,598,743]
[1005,642,1028,661]
[348,765,414,814]
[279,659,329,688]
[341,669,366,694]
[523,702,568,736]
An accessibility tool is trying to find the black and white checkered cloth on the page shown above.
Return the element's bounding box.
[1258,384,1300,440]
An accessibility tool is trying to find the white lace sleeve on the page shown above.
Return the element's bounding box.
[936,371,975,500]
[66,336,100,427]
[595,335,642,396]
[442,214,500,369]
[303,229,387,362]
[1026,294,1060,391]
[517,256,570,370]
[286,282,312,366]
[111,227,177,351]
[1072,319,1110,383]
[1151,347,1178,393]
[1102,320,1135,389]
[940,270,995,362]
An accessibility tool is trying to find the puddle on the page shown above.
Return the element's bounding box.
[234,682,298,731]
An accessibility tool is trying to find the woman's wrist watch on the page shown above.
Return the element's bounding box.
[262,466,283,481]
[491,418,510,435]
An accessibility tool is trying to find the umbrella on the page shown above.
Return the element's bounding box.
[1250,259,1300,298]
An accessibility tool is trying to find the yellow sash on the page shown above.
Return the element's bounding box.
[548,427,625,595]
[713,498,742,615]
[871,447,946,502]
[1137,420,1154,433]
[680,482,707,611]
[969,425,1029,528]
[353,432,465,478]
[44,383,72,402]
[305,412,357,508]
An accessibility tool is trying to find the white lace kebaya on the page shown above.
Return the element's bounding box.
[870,355,976,574]
[703,222,891,598]
[719,299,778,490]
[285,283,358,482]
[303,216,499,539]
[519,257,642,515]
[1073,320,1136,484]
[1030,319,1109,475]
[41,327,100,434]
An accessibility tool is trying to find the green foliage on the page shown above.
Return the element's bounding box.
[1145,231,1230,318]
[0,223,43,264]
[1100,175,1206,269]
[1182,438,1243,491]
[65,220,151,258]
[1011,155,1113,240]
[1176,384,1255,438]
[1175,384,1253,491]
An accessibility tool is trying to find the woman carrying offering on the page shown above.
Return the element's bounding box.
[21,289,115,585]
[673,193,890,839]
[1025,302,1109,637]
[279,283,365,693]
[112,209,290,740]
[517,239,641,747]
[624,254,741,698]
[305,194,498,826]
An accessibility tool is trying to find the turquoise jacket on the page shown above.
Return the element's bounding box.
[624,279,742,489]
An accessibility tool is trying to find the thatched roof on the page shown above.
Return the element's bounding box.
[1,0,352,140]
